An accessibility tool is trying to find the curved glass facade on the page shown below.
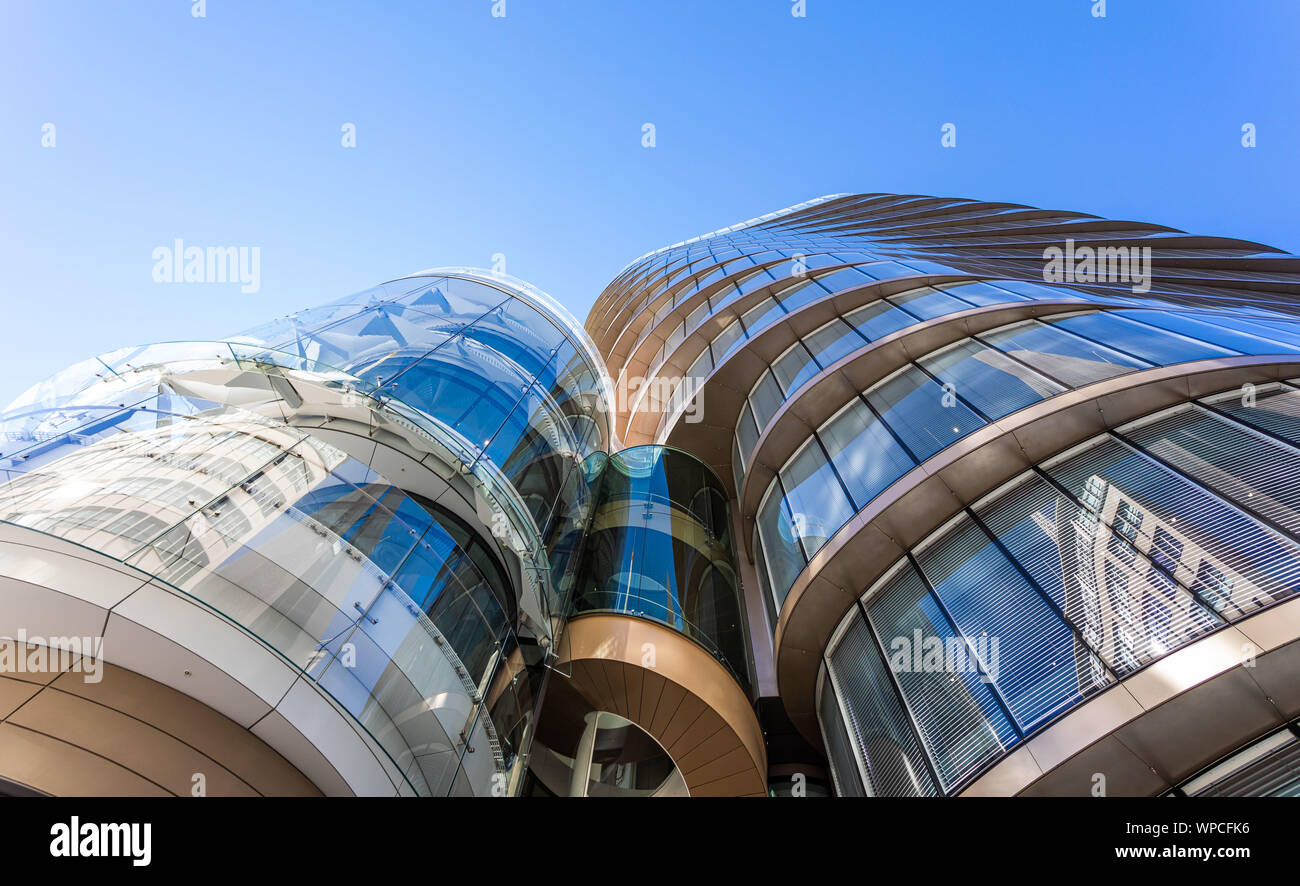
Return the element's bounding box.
[593,193,1300,446]
[0,269,612,796]
[232,271,613,601]
[749,307,1300,614]
[10,193,1300,797]
[658,277,1077,444]
[589,191,1300,797]
[569,445,749,688]
[819,386,1300,794]
[0,395,536,794]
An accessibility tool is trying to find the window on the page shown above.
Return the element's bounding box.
[866,562,1016,791]
[865,366,984,462]
[888,286,974,321]
[805,317,867,368]
[819,399,915,509]
[980,318,1149,388]
[778,437,856,560]
[740,297,784,337]
[920,339,1062,420]
[917,517,1095,731]
[756,483,807,609]
[749,370,786,429]
[711,319,744,363]
[772,342,819,395]
[1050,312,1237,365]
[843,300,912,342]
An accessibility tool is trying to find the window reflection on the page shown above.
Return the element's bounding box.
[821,401,1300,795]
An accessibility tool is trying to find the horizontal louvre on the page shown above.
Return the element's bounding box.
[1210,384,1300,447]
[976,471,1217,675]
[1126,405,1300,535]
[916,516,1102,732]
[1195,737,1300,797]
[828,616,939,797]
[865,365,984,462]
[1048,436,1300,619]
[818,670,867,797]
[920,339,1062,420]
[866,561,1016,791]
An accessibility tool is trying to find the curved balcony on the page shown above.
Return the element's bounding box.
[0,268,610,797]
[0,394,529,795]
[805,375,1300,794]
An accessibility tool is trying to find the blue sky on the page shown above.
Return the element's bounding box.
[2,0,1297,408]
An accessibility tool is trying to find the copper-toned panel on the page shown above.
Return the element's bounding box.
[0,722,170,797]
[556,614,767,797]
[8,688,258,797]
[0,675,40,719]
[51,664,319,797]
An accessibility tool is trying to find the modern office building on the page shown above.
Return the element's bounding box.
[0,269,614,796]
[586,193,1300,797]
[4,194,1300,796]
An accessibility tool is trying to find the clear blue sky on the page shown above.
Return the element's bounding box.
[2,1,1297,408]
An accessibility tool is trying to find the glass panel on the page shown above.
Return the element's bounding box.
[778,437,856,560]
[819,399,915,509]
[866,562,1017,791]
[685,348,712,388]
[1125,405,1300,537]
[1208,384,1300,444]
[919,339,1062,420]
[1048,436,1300,619]
[772,342,820,396]
[934,281,1027,307]
[812,267,874,295]
[980,318,1149,388]
[710,319,744,363]
[818,670,867,797]
[735,402,760,469]
[749,370,786,429]
[916,517,1103,731]
[776,278,824,313]
[1048,312,1237,365]
[805,317,867,368]
[570,446,748,687]
[888,286,974,321]
[740,297,784,337]
[663,321,685,354]
[976,473,1218,676]
[1214,315,1300,351]
[828,617,939,796]
[735,267,777,296]
[731,431,746,496]
[756,482,807,611]
[843,300,914,342]
[866,366,985,462]
[685,299,710,334]
[1116,310,1300,357]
